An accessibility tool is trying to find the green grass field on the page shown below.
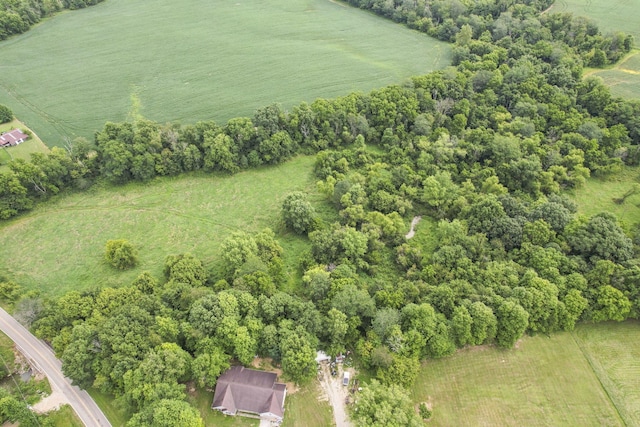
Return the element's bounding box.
[411,321,640,426]
[573,321,640,425]
[551,0,640,41]
[0,0,451,148]
[552,0,640,98]
[587,51,640,99]
[0,119,50,171]
[48,405,85,427]
[281,382,333,427]
[88,388,129,427]
[0,155,337,297]
[570,166,640,227]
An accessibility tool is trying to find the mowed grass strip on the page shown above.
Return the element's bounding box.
[573,321,640,426]
[0,155,326,297]
[411,331,624,426]
[0,0,451,147]
[569,166,640,226]
[551,0,640,41]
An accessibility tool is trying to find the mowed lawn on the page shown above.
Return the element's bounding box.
[0,0,451,147]
[0,155,329,297]
[410,325,639,427]
[573,321,640,425]
[570,166,640,226]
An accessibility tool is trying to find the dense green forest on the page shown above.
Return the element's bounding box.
[1,0,639,425]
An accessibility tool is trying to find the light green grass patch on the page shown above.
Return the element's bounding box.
[0,156,328,297]
[550,0,640,41]
[0,331,15,376]
[47,404,84,427]
[411,330,624,426]
[573,321,640,426]
[588,52,640,99]
[0,119,50,171]
[281,382,333,427]
[0,0,451,147]
[189,388,257,427]
[87,388,129,427]
[569,166,640,226]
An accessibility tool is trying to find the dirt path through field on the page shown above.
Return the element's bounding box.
[318,363,352,427]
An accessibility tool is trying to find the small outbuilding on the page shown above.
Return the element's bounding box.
[315,351,331,364]
[0,129,28,147]
[212,366,287,423]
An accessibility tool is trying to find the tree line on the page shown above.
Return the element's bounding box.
[0,0,639,425]
[0,0,104,41]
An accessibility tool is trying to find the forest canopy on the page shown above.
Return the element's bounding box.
[0,0,638,425]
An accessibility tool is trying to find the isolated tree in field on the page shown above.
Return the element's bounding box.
[282,191,316,234]
[0,105,13,124]
[104,239,138,269]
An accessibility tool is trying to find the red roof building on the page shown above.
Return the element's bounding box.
[212,366,286,423]
[0,129,29,147]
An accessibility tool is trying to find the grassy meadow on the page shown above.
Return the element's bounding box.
[0,155,338,297]
[551,0,640,41]
[411,321,640,427]
[0,0,451,148]
[570,166,640,227]
[587,51,640,99]
[552,0,640,99]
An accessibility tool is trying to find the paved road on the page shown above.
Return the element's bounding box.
[0,308,111,427]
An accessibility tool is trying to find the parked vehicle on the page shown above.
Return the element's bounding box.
[342,371,350,386]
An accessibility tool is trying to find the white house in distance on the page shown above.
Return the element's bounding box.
[0,129,29,147]
[212,366,287,424]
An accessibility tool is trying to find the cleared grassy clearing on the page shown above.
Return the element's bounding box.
[0,0,451,147]
[0,119,49,171]
[411,328,626,427]
[574,321,640,426]
[0,156,333,297]
[551,0,640,41]
[588,51,640,99]
[569,166,640,227]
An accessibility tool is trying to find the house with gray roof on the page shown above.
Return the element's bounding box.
[212,366,286,423]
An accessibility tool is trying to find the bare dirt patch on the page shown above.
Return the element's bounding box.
[31,390,69,414]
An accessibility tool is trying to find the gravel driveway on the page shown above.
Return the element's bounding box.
[318,362,353,427]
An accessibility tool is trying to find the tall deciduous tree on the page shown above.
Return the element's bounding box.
[0,104,13,123]
[282,191,316,234]
[495,300,529,348]
[104,239,137,270]
[351,379,422,427]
